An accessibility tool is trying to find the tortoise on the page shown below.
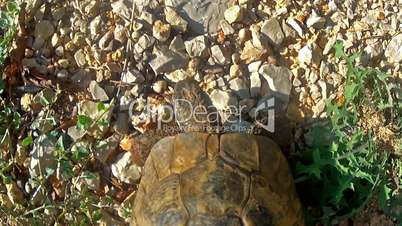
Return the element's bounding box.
[132,79,304,226]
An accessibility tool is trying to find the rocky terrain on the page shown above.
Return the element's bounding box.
[0,0,401,224]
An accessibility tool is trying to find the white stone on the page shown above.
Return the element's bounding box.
[248,61,262,73]
[150,47,188,74]
[229,77,250,99]
[250,72,261,97]
[153,20,171,42]
[89,81,109,101]
[259,64,292,99]
[385,34,402,63]
[184,35,208,57]
[165,7,188,32]
[111,152,141,184]
[122,70,145,84]
[210,89,238,111]
[211,45,228,65]
[224,5,243,24]
[306,10,326,29]
[74,49,87,67]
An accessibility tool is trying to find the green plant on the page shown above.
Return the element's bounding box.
[293,41,401,224]
[0,1,19,66]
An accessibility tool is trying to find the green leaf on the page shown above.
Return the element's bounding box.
[77,115,93,131]
[333,41,345,59]
[97,102,106,112]
[21,135,33,147]
[344,83,359,102]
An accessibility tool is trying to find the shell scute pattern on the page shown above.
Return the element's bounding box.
[132,133,304,226]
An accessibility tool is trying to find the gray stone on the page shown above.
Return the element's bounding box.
[111,0,131,20]
[34,20,55,40]
[385,34,402,63]
[95,134,121,164]
[153,20,171,42]
[259,64,292,102]
[153,80,168,94]
[29,135,57,177]
[121,70,145,84]
[135,34,155,53]
[261,18,285,46]
[209,89,238,111]
[229,77,250,99]
[89,81,109,101]
[220,20,235,35]
[165,0,230,34]
[298,43,322,66]
[185,35,208,57]
[149,46,188,74]
[169,35,186,53]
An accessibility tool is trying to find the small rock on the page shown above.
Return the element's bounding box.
[111,0,131,19]
[51,33,60,47]
[165,69,189,82]
[220,20,235,35]
[135,34,155,53]
[153,20,171,42]
[34,20,55,40]
[30,135,57,177]
[55,46,64,57]
[153,80,168,94]
[211,45,229,65]
[306,10,326,29]
[248,61,262,73]
[250,72,261,97]
[229,77,250,99]
[149,46,188,74]
[22,58,48,74]
[385,34,402,63]
[89,16,102,37]
[98,30,114,50]
[259,64,292,102]
[261,18,285,46]
[56,69,69,80]
[210,89,238,111]
[165,7,188,32]
[238,28,251,43]
[241,40,266,63]
[114,112,130,135]
[298,43,322,66]
[89,81,109,101]
[165,0,230,34]
[114,24,127,43]
[229,64,243,78]
[111,152,141,184]
[74,49,87,67]
[224,5,243,24]
[122,70,145,84]
[95,134,121,164]
[169,35,186,53]
[287,18,304,37]
[184,35,208,57]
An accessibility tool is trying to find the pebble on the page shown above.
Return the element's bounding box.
[306,10,326,29]
[153,20,171,42]
[135,34,155,53]
[94,134,121,164]
[165,69,189,83]
[74,49,87,67]
[211,45,229,65]
[34,20,55,40]
[229,64,243,78]
[89,81,109,101]
[298,43,322,66]
[220,20,235,35]
[259,64,292,101]
[153,80,168,94]
[241,40,266,63]
[149,46,188,74]
[165,0,230,34]
[224,5,243,24]
[111,152,141,184]
[114,24,127,43]
[287,18,304,37]
[250,72,262,97]
[238,28,251,43]
[98,30,114,50]
[385,34,402,63]
[169,35,186,53]
[209,89,238,111]
[229,77,250,99]
[122,70,145,84]
[261,18,285,47]
[184,35,208,57]
[165,7,188,32]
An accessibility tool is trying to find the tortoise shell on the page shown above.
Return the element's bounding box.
[132,132,304,226]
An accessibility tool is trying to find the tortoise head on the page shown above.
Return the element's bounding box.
[173,78,219,132]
